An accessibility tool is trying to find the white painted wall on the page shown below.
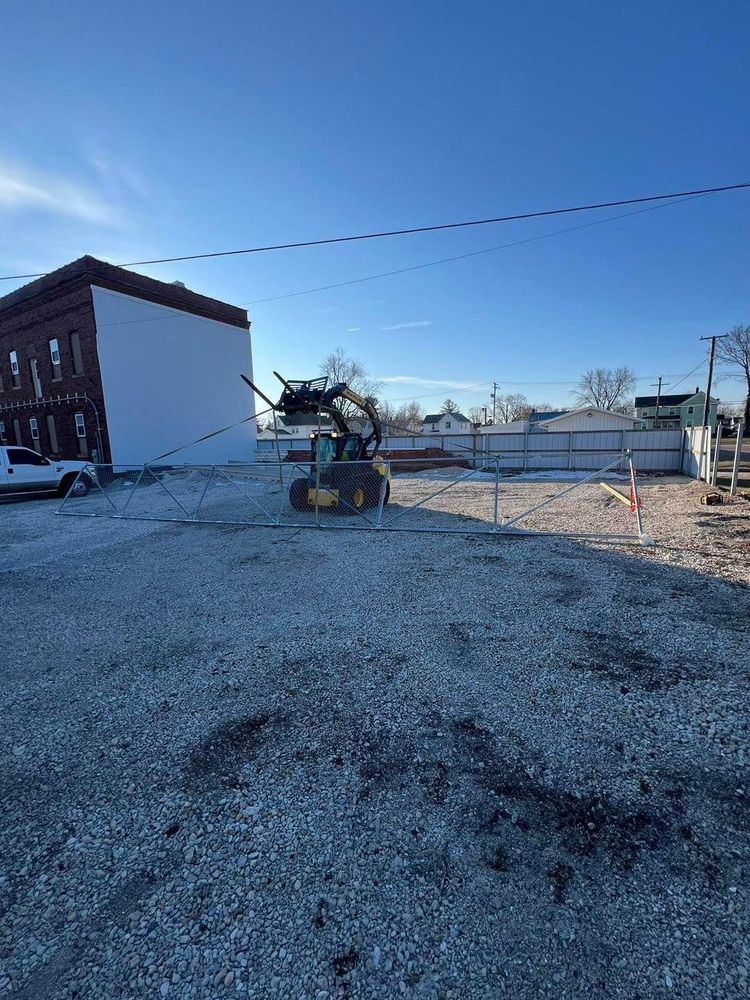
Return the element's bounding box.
[478,420,530,434]
[91,286,255,465]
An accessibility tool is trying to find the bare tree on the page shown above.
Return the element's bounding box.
[377,399,425,434]
[717,324,750,427]
[492,392,531,423]
[468,405,486,425]
[440,398,459,414]
[398,401,425,432]
[573,367,636,410]
[320,347,382,418]
[529,402,556,415]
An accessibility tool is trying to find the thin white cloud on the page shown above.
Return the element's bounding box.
[89,148,149,198]
[380,320,432,331]
[0,161,123,226]
[346,327,361,332]
[379,375,479,390]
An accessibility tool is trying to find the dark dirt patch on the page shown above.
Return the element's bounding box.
[545,569,591,606]
[569,631,687,691]
[486,843,510,873]
[416,760,451,804]
[186,712,274,788]
[452,717,668,872]
[547,861,574,903]
[331,947,359,977]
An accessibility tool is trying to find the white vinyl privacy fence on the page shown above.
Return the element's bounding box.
[258,428,685,473]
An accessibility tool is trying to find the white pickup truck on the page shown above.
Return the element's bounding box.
[0,445,94,500]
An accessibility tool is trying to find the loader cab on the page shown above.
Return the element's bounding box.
[310,431,364,466]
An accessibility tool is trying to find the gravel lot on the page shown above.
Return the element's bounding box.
[1,478,749,999]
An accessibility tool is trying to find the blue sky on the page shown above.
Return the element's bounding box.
[1,0,749,412]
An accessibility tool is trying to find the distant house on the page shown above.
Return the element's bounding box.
[421,412,472,434]
[268,411,335,438]
[528,409,569,426]
[633,388,718,429]
[257,426,292,441]
[533,408,643,432]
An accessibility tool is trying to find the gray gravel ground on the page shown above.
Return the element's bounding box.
[1,479,748,999]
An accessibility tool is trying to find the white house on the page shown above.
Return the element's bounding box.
[421,412,472,434]
[533,408,643,432]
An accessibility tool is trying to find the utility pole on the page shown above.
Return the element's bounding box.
[697,334,728,482]
[651,376,663,429]
[699,335,728,427]
[491,382,498,424]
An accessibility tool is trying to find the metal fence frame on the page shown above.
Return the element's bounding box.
[57,450,650,544]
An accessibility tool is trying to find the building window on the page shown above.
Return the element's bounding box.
[49,338,62,378]
[29,417,39,440]
[9,350,21,388]
[69,332,84,375]
[687,405,693,414]
[12,417,22,445]
[445,421,451,429]
[29,358,42,399]
[75,412,86,438]
[0,420,5,443]
[46,414,59,454]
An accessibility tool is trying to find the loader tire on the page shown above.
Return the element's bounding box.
[289,478,311,511]
[363,473,389,508]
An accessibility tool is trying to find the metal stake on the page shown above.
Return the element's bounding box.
[710,422,723,486]
[628,453,644,538]
[492,458,500,531]
[730,420,744,497]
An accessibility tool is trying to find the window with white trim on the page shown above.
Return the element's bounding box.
[0,420,6,443]
[29,417,39,440]
[49,338,62,378]
[75,412,86,438]
[9,350,20,388]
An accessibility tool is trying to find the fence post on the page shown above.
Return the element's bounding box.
[523,431,529,471]
[710,422,723,486]
[568,432,573,470]
[493,457,500,530]
[730,420,745,496]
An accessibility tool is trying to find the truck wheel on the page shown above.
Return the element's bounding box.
[289,478,311,511]
[60,473,92,498]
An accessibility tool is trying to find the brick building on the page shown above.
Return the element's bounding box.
[0,256,255,465]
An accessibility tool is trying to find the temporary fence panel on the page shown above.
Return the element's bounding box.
[58,452,650,544]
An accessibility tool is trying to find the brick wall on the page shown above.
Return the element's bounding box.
[0,283,110,460]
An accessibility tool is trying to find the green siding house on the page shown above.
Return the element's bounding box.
[633,387,718,429]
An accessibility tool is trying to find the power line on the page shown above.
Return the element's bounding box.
[2,180,749,283]
[244,193,709,305]
[662,360,707,395]
[85,192,710,331]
